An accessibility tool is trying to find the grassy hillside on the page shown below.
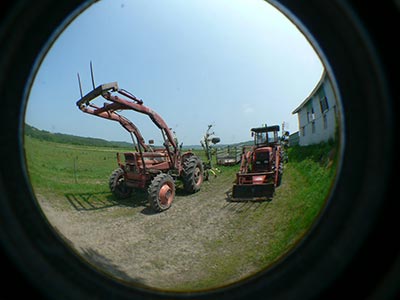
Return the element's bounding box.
[25,123,133,149]
[24,123,253,151]
[24,135,209,196]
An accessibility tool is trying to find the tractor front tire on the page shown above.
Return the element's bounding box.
[182,156,204,193]
[148,173,175,212]
[109,168,132,199]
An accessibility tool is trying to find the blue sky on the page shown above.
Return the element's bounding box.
[25,0,324,146]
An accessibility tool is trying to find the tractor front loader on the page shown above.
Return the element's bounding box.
[231,125,283,201]
[76,81,204,212]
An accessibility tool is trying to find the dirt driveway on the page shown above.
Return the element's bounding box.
[37,173,289,291]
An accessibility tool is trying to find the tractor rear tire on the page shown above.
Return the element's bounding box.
[182,156,204,193]
[148,173,175,212]
[109,168,132,199]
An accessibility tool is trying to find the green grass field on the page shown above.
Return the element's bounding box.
[25,136,133,195]
[24,136,226,196]
[24,135,338,289]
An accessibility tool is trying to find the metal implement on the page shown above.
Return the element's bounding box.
[200,124,221,179]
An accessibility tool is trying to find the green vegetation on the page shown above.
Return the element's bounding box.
[24,136,129,197]
[269,142,338,255]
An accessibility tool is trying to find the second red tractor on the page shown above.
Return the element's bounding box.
[232,125,283,200]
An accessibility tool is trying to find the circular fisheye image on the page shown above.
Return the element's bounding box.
[23,0,341,292]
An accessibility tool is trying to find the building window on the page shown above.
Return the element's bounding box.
[323,114,328,129]
[307,104,315,123]
[311,121,316,133]
[301,126,305,136]
[318,86,329,113]
[320,97,329,113]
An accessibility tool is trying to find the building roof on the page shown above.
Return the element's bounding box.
[292,70,326,114]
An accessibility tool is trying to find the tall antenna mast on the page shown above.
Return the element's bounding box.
[76,73,83,98]
[77,73,83,98]
[90,61,96,89]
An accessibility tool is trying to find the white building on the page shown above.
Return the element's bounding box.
[292,71,338,146]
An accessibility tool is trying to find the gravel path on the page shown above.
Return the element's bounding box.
[36,174,276,291]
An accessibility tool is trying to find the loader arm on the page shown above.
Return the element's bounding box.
[76,82,150,151]
[76,81,178,156]
[102,92,178,151]
[78,102,149,152]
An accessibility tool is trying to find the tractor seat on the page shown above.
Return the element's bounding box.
[252,152,270,172]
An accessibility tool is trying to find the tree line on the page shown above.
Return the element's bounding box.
[24,124,132,149]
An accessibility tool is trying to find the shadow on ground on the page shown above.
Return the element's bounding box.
[65,191,148,211]
[80,247,146,284]
[222,189,271,214]
[53,230,147,284]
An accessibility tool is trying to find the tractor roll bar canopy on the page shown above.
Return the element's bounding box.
[251,125,280,133]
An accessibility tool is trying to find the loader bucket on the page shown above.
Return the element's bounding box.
[231,183,275,201]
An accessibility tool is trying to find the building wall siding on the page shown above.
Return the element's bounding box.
[296,75,337,146]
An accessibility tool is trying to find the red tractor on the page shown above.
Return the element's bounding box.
[76,82,204,212]
[231,125,283,200]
